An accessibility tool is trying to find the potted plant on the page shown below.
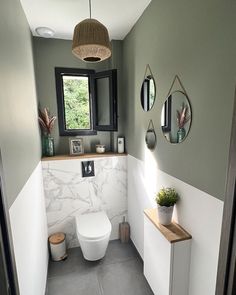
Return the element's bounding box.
[155,187,179,225]
[176,103,191,143]
[38,107,56,157]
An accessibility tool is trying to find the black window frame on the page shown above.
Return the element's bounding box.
[55,67,118,136]
[93,69,117,131]
[141,78,150,111]
[55,67,97,136]
[162,95,172,133]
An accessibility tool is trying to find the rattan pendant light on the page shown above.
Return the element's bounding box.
[72,0,111,62]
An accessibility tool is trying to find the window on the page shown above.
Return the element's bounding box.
[141,77,155,111]
[161,95,172,133]
[55,68,96,135]
[63,75,90,130]
[55,68,117,136]
[93,70,117,131]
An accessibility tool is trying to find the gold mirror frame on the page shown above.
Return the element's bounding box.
[141,64,156,112]
[161,75,192,144]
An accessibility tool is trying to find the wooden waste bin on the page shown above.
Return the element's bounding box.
[49,232,67,261]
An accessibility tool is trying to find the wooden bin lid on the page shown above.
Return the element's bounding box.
[49,232,65,245]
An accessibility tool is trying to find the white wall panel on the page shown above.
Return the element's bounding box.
[9,163,48,295]
[128,154,223,295]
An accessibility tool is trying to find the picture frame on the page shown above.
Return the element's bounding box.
[69,138,84,155]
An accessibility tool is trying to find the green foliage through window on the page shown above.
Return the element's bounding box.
[149,79,155,107]
[63,76,90,130]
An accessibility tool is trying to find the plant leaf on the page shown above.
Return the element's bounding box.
[38,107,56,134]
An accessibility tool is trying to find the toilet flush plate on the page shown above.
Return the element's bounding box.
[82,161,95,177]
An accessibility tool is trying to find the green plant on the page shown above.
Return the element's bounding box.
[155,187,179,207]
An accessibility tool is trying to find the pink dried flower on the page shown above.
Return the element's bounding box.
[176,103,190,129]
[38,108,56,134]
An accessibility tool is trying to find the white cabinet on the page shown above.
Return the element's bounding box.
[144,208,191,295]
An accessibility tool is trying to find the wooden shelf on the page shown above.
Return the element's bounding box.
[144,208,192,243]
[42,152,127,161]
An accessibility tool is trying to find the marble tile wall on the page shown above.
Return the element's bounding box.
[42,156,127,248]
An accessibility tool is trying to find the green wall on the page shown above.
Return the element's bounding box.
[122,0,236,200]
[2,0,233,203]
[0,0,41,207]
[33,38,124,154]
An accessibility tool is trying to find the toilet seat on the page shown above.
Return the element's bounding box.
[76,211,111,241]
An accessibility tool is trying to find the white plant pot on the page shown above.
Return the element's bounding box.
[157,205,174,225]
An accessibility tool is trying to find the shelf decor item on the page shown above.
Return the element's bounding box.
[42,134,54,157]
[117,137,125,153]
[69,138,84,155]
[155,187,179,225]
[96,144,106,153]
[38,108,56,157]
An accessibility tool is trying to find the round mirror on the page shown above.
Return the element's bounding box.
[161,91,191,143]
[141,66,156,111]
[145,129,156,149]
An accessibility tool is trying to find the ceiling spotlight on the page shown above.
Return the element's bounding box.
[35,27,55,38]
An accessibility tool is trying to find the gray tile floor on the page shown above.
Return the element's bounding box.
[46,240,154,295]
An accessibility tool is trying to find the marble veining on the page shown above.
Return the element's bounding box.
[42,156,127,248]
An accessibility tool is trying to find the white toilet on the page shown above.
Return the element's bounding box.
[76,211,112,261]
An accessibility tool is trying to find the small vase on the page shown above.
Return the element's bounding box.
[157,205,174,225]
[42,134,55,157]
[177,127,186,143]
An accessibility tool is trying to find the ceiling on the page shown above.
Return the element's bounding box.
[20,0,151,40]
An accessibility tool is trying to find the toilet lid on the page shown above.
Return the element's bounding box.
[76,211,111,240]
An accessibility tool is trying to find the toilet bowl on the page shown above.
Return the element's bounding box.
[76,211,112,261]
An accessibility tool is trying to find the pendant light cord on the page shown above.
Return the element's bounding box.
[89,0,91,19]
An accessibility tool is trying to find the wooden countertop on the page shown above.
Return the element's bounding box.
[42,152,127,161]
[144,208,192,243]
